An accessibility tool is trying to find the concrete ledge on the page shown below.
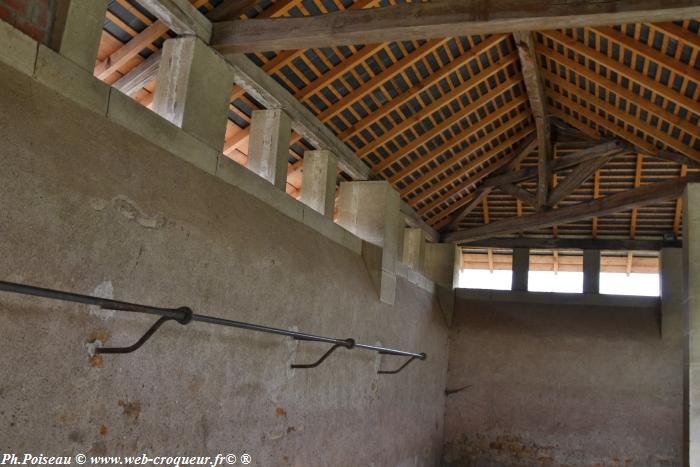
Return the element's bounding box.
[108,89,218,175]
[302,206,362,255]
[0,19,38,77]
[396,262,435,293]
[216,155,365,254]
[34,45,110,116]
[456,288,661,310]
[361,241,397,304]
[216,154,303,217]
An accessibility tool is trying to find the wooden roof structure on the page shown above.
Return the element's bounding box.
[94,0,700,262]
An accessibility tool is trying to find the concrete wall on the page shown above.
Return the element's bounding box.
[0,60,449,466]
[443,290,682,466]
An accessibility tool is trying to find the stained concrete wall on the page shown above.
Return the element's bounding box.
[443,290,682,466]
[0,61,449,466]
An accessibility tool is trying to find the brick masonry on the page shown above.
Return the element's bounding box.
[0,0,54,43]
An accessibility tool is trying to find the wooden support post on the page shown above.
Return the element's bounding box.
[299,150,338,218]
[50,0,108,72]
[247,109,292,190]
[582,250,601,294]
[511,248,529,291]
[152,36,233,151]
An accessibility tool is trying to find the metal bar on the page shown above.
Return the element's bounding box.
[96,316,176,354]
[191,313,347,346]
[378,355,423,375]
[0,280,426,368]
[0,281,188,321]
[354,343,427,359]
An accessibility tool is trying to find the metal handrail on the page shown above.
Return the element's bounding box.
[0,280,426,374]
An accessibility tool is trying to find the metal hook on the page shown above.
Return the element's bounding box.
[291,338,355,369]
[95,307,193,354]
[377,352,426,375]
[96,316,174,354]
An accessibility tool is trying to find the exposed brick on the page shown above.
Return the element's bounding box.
[30,1,51,29]
[2,0,27,17]
[0,4,15,24]
[0,0,54,45]
[14,16,44,42]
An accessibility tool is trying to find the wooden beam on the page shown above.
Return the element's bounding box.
[138,0,212,41]
[417,129,535,216]
[499,184,538,207]
[549,106,700,168]
[104,0,293,95]
[445,134,538,230]
[629,153,644,239]
[211,0,700,53]
[513,30,550,208]
[444,175,700,244]
[431,134,539,227]
[457,237,682,251]
[447,188,493,231]
[94,21,169,80]
[673,164,688,235]
[551,118,596,142]
[481,141,624,189]
[112,50,162,96]
[206,0,260,21]
[547,154,612,206]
